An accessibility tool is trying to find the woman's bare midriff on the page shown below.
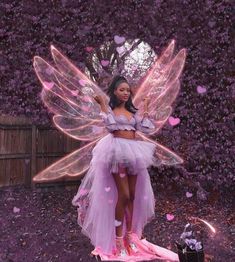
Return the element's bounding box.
[112,130,136,139]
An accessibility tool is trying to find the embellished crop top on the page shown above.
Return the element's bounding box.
[99,106,155,134]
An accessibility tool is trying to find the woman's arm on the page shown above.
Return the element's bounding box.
[93,95,108,113]
[93,95,117,131]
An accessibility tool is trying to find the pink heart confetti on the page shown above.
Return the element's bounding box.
[166,213,175,221]
[168,116,180,126]
[13,207,20,213]
[101,60,109,67]
[116,46,125,55]
[114,35,126,44]
[85,46,94,52]
[143,195,148,200]
[43,81,54,90]
[119,173,126,178]
[114,219,122,227]
[81,105,90,112]
[105,187,111,192]
[197,85,207,94]
[71,90,78,96]
[79,79,86,86]
[186,191,193,198]
[83,95,92,102]
[108,199,114,204]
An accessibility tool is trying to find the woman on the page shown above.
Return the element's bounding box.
[72,75,179,261]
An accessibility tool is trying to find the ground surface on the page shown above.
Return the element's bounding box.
[0,184,234,262]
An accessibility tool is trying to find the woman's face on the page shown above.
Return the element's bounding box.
[114,82,131,103]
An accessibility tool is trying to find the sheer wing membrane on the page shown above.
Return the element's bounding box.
[133,39,187,135]
[33,45,108,141]
[136,132,184,165]
[134,39,186,165]
[32,138,101,183]
[32,45,109,182]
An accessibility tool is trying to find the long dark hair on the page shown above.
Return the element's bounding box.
[107,75,138,114]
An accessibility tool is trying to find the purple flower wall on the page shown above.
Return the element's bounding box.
[0,1,233,193]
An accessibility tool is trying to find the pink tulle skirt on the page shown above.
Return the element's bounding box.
[72,133,179,261]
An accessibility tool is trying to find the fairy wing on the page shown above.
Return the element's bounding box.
[133,39,186,165]
[133,39,187,135]
[32,138,101,183]
[33,44,109,141]
[32,45,110,182]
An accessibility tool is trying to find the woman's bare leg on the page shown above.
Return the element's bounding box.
[112,165,130,237]
[125,173,137,232]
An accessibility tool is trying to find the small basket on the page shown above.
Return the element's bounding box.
[175,242,205,262]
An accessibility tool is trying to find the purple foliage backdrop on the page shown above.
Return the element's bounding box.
[0,1,234,193]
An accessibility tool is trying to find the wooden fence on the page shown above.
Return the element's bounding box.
[0,115,82,189]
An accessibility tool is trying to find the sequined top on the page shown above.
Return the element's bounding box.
[99,106,155,134]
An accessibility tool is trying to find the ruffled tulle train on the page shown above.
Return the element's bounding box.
[72,133,179,261]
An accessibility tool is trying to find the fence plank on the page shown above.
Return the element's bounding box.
[0,115,82,188]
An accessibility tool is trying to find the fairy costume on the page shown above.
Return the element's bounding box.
[71,105,180,261]
[72,105,156,244]
[32,40,186,261]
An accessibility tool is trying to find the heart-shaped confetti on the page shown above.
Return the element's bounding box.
[13,207,20,213]
[115,219,122,227]
[114,35,126,44]
[143,195,148,200]
[43,81,54,90]
[101,60,109,67]
[79,79,86,87]
[186,191,193,198]
[105,187,111,192]
[81,105,90,112]
[116,46,125,55]
[71,90,78,96]
[119,173,126,178]
[168,116,180,126]
[197,85,207,94]
[85,46,94,52]
[166,213,175,221]
[83,95,92,102]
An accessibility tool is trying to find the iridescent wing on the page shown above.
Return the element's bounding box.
[32,138,101,183]
[133,39,187,165]
[33,45,109,141]
[136,132,184,166]
[32,45,109,182]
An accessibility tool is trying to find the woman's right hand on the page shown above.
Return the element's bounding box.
[93,95,105,105]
